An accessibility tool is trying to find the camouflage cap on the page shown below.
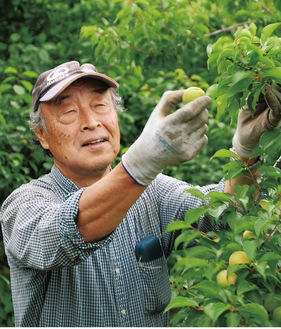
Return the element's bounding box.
[32,61,118,111]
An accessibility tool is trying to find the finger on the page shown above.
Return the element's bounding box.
[265,84,281,116]
[169,96,211,124]
[154,90,186,117]
[189,124,209,141]
[190,109,209,131]
[186,134,208,158]
[180,113,208,134]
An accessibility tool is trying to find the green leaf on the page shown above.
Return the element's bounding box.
[226,96,241,122]
[185,187,206,200]
[204,302,231,323]
[226,212,243,232]
[208,203,228,219]
[165,220,191,233]
[207,191,232,203]
[184,206,209,226]
[0,114,6,126]
[211,149,238,160]
[174,230,201,249]
[206,83,218,98]
[223,160,245,179]
[4,66,18,74]
[13,85,25,95]
[0,84,12,93]
[238,303,269,326]
[164,296,198,312]
[259,252,281,263]
[21,80,33,92]
[234,183,250,200]
[182,258,209,273]
[192,280,227,302]
[215,94,228,120]
[242,239,257,261]
[248,23,257,37]
[261,23,281,46]
[225,311,241,327]
[227,71,253,97]
[260,129,281,152]
[237,280,258,295]
[254,216,269,236]
[255,261,268,280]
[22,70,38,78]
[227,214,256,235]
[264,67,281,84]
[181,245,214,259]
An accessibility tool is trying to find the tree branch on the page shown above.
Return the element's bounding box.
[205,22,249,37]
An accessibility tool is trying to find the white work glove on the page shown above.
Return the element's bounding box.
[121,90,211,185]
[232,83,281,159]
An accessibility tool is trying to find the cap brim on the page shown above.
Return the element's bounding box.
[40,72,119,102]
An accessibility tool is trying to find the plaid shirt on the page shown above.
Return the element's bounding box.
[0,166,224,327]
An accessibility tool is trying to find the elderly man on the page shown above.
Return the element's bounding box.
[1,61,280,327]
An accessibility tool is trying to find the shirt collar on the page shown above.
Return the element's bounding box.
[51,165,81,195]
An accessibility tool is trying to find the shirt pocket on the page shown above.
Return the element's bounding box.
[138,255,171,315]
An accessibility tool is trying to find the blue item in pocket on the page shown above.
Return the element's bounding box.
[135,236,164,262]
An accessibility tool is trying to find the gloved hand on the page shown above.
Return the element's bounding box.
[121,90,211,185]
[232,83,281,159]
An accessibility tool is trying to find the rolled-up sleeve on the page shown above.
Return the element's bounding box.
[1,181,114,271]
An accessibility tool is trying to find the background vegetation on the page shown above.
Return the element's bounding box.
[0,0,280,326]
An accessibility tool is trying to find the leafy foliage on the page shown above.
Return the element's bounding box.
[0,274,14,326]
[166,151,281,326]
[0,67,53,202]
[166,9,281,325]
[207,22,281,122]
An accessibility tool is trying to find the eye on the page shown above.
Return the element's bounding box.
[58,107,78,124]
[57,100,78,116]
[59,107,78,117]
[64,109,77,114]
[93,103,110,114]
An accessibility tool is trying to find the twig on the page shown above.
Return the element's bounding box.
[205,22,249,37]
[262,5,273,15]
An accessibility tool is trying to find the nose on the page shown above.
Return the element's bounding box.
[80,108,101,131]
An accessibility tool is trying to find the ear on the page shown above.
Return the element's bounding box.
[34,127,50,151]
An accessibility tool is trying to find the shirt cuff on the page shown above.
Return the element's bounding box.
[60,189,115,252]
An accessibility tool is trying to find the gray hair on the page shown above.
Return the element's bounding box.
[30,87,123,146]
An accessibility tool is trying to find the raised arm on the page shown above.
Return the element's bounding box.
[77,91,211,242]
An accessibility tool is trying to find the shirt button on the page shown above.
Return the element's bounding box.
[121,309,126,316]
[115,268,120,275]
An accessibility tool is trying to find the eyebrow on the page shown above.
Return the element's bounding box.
[51,94,69,106]
[90,86,109,93]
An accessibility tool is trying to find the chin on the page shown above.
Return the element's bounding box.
[89,163,111,174]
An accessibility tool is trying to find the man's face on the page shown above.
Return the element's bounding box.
[35,79,121,186]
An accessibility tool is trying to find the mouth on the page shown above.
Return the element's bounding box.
[82,138,107,147]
